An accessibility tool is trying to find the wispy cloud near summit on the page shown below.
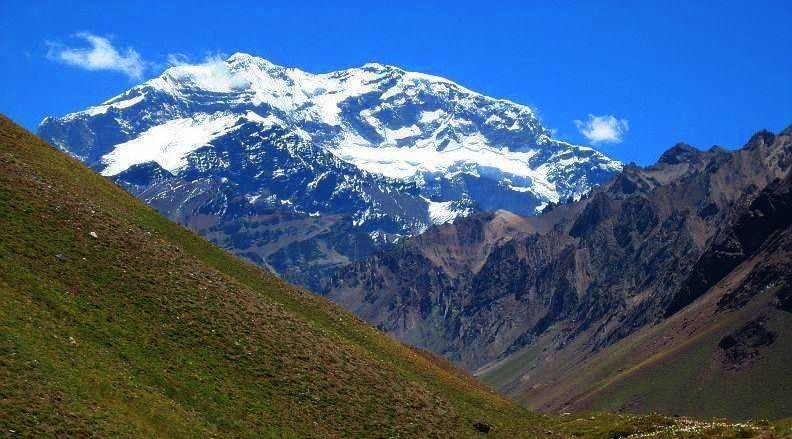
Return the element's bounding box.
[46,33,146,80]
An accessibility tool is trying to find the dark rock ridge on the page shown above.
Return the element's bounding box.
[321,125,792,389]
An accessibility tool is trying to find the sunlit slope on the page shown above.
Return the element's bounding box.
[0,114,535,437]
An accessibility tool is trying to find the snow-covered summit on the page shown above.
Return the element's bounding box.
[40,53,620,229]
[38,52,623,288]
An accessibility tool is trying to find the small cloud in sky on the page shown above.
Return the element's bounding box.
[46,32,146,80]
[574,114,629,144]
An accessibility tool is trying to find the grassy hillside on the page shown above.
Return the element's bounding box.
[0,114,787,438]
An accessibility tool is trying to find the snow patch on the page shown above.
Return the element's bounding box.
[101,112,241,176]
[70,94,146,118]
[329,135,559,200]
[165,58,251,92]
[383,125,421,142]
[419,109,446,124]
[426,200,470,225]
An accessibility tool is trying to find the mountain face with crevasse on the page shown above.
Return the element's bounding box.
[38,53,620,288]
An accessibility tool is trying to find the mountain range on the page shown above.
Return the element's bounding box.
[7,114,786,437]
[322,126,792,420]
[38,53,620,289]
[29,52,792,423]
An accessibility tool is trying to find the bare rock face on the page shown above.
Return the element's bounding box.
[322,125,792,392]
[718,316,778,370]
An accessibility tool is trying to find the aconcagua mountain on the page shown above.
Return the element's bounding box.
[38,53,620,288]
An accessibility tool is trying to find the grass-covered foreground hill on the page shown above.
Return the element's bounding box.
[0,114,788,438]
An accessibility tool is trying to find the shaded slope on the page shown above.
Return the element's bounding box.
[482,174,792,420]
[324,126,792,420]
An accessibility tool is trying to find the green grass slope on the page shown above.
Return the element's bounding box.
[0,114,787,438]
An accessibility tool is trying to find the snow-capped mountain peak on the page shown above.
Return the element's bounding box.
[38,52,622,287]
[40,52,620,233]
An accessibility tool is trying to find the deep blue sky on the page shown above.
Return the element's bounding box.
[1,1,790,165]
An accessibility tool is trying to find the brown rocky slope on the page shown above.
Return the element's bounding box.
[321,125,792,420]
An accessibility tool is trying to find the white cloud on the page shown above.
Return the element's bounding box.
[46,32,146,80]
[574,114,629,144]
[165,53,190,67]
[165,54,250,91]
